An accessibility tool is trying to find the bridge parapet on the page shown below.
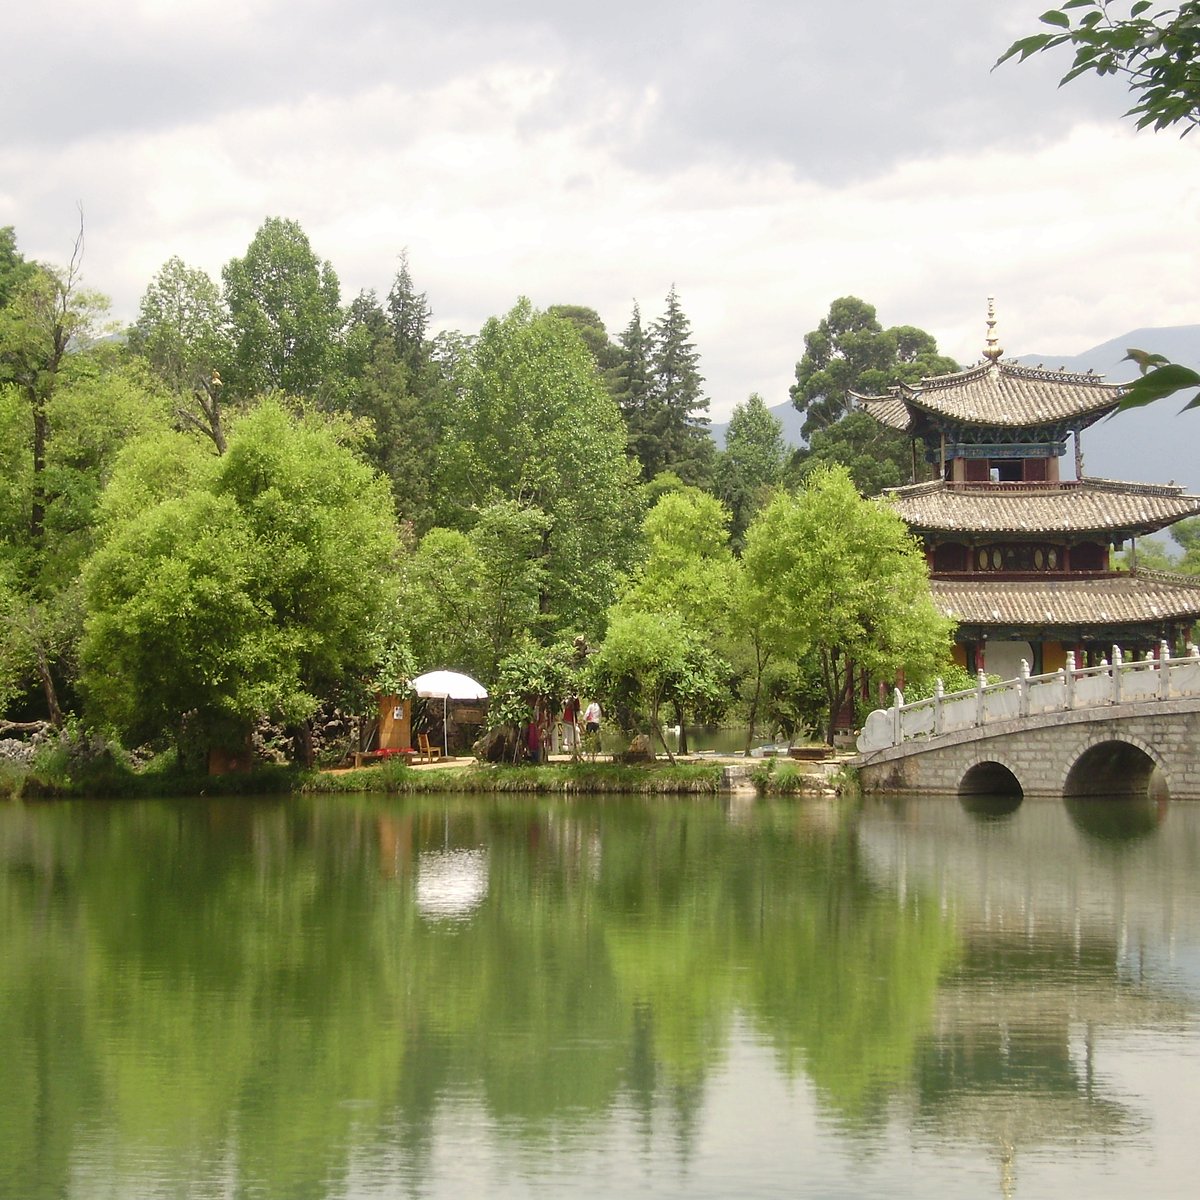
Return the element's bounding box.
[857,641,1200,754]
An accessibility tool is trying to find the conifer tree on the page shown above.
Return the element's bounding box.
[648,286,713,487]
[611,302,657,478]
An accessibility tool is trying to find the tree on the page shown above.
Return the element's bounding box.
[1171,516,1200,571]
[611,301,657,476]
[585,609,728,764]
[386,250,432,375]
[790,298,957,492]
[997,3,1200,414]
[221,217,344,400]
[615,488,737,751]
[798,409,911,497]
[715,393,786,547]
[341,283,447,532]
[647,286,714,487]
[80,399,400,761]
[547,305,621,375]
[436,300,640,636]
[401,502,551,684]
[0,223,111,545]
[129,256,231,452]
[997,1,1200,135]
[741,465,953,744]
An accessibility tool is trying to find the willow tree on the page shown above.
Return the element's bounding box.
[81,400,400,763]
[742,465,953,744]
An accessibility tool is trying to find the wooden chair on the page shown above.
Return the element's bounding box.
[417,733,442,763]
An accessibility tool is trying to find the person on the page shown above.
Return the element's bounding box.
[561,697,579,753]
[583,699,601,734]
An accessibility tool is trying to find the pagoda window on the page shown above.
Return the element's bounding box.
[964,459,989,483]
[932,543,968,572]
[1073,542,1109,571]
[996,460,1022,483]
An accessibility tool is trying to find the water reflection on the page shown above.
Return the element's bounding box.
[1,792,1198,1199]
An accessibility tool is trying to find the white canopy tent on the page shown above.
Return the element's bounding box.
[410,670,488,756]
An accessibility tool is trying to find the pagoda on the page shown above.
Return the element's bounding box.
[854,302,1200,678]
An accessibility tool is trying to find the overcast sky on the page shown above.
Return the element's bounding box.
[4,0,1198,419]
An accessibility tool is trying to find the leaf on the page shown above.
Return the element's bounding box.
[1131,0,1153,14]
[994,32,1057,67]
[1122,347,1170,373]
[1040,9,1073,28]
[1114,363,1200,412]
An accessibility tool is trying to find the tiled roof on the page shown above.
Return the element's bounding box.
[856,393,912,432]
[884,478,1200,537]
[931,570,1200,628]
[854,360,1126,429]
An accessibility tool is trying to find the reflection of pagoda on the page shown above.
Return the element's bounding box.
[855,302,1200,677]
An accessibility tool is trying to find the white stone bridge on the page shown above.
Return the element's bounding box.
[853,644,1200,800]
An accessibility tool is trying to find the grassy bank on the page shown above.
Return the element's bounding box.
[2,754,845,799]
[3,758,741,799]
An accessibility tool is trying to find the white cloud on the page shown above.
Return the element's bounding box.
[3,1,1197,423]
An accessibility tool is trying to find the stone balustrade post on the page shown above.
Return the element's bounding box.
[1160,639,1172,701]
[975,669,987,727]
[1018,658,1030,718]
[1112,645,1122,704]
[1064,651,1076,710]
[934,677,945,735]
[893,687,904,746]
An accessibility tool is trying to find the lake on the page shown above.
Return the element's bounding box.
[2,790,1199,1199]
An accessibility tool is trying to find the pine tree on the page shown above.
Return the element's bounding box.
[386,249,432,376]
[611,302,657,479]
[648,286,712,487]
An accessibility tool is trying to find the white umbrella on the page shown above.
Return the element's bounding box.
[410,670,488,755]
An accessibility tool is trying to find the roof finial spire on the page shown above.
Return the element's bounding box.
[983,296,1003,366]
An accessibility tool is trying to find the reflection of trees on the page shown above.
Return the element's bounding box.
[0,796,960,1196]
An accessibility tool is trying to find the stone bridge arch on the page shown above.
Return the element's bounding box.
[1058,728,1175,800]
[957,752,1025,800]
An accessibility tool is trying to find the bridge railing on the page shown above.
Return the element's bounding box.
[856,642,1200,754]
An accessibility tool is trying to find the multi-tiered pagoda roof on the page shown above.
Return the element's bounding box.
[854,304,1200,659]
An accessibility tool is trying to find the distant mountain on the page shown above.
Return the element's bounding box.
[709,326,1200,490]
[710,400,806,450]
[1014,325,1200,490]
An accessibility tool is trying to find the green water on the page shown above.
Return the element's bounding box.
[2,792,1198,1199]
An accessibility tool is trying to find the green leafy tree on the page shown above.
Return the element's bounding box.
[1170,516,1200,572]
[129,256,232,452]
[997,1,1200,135]
[80,399,399,760]
[402,503,552,684]
[616,488,736,749]
[437,300,639,636]
[997,3,1200,414]
[221,217,344,400]
[585,609,728,763]
[715,393,786,547]
[798,409,911,497]
[547,305,621,375]
[742,465,953,743]
[0,225,111,545]
[789,299,957,491]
